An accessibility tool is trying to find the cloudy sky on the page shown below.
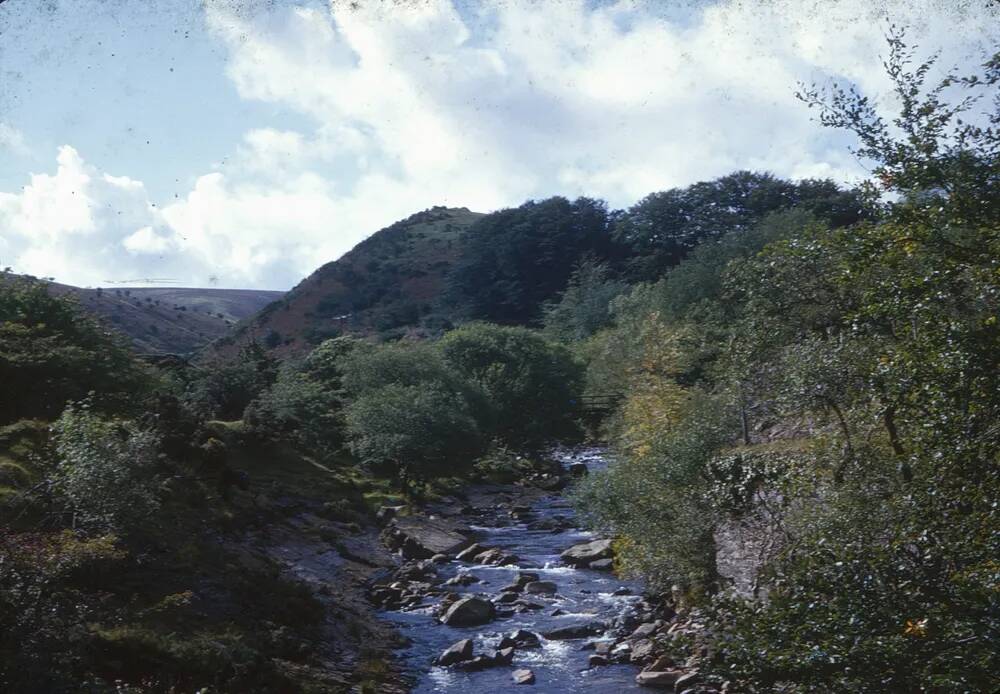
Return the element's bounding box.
[0,0,996,290]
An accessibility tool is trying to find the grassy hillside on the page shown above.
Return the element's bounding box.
[213,206,484,357]
[49,284,284,355]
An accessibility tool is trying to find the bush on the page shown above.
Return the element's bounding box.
[51,403,163,533]
[345,383,485,484]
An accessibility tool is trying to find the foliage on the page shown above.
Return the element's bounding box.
[183,340,278,420]
[438,322,584,447]
[445,196,616,325]
[51,402,163,533]
[542,258,627,341]
[344,382,485,484]
[614,171,865,281]
[573,33,1000,692]
[243,337,363,454]
[0,272,150,425]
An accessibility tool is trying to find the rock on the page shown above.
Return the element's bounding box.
[375,504,404,524]
[543,623,605,640]
[508,629,542,648]
[588,654,609,668]
[630,622,662,640]
[474,548,507,565]
[593,641,612,655]
[493,646,515,665]
[524,580,558,595]
[512,668,536,685]
[431,553,449,564]
[436,639,474,666]
[568,462,589,477]
[649,655,674,671]
[561,538,614,567]
[389,517,472,560]
[612,586,632,596]
[673,670,702,692]
[635,670,684,689]
[456,543,484,561]
[515,572,540,587]
[533,474,568,491]
[590,558,614,571]
[550,608,566,616]
[494,591,519,604]
[513,599,545,611]
[455,656,495,671]
[630,638,656,663]
[499,582,523,593]
[440,596,496,627]
[445,573,479,586]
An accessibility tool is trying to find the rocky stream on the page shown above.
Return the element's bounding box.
[368,448,711,693]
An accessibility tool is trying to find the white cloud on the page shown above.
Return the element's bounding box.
[2,0,997,289]
[0,123,29,156]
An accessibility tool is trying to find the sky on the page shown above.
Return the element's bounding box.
[0,0,996,290]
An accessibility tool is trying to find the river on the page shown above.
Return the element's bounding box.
[382,447,649,692]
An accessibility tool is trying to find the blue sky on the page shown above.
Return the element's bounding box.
[0,0,996,290]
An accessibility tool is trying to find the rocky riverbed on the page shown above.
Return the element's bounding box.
[368,448,718,693]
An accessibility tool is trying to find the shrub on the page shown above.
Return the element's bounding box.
[51,403,162,533]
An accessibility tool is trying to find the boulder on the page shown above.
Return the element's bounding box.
[515,572,540,587]
[542,622,605,640]
[431,553,450,564]
[440,596,496,627]
[456,543,484,561]
[512,668,536,685]
[673,670,702,692]
[389,517,472,560]
[561,539,614,567]
[588,654,609,668]
[494,591,519,604]
[629,622,662,640]
[508,629,542,648]
[635,670,684,689]
[474,548,507,565]
[493,646,515,665]
[436,639,474,666]
[630,638,656,663]
[524,580,558,595]
[445,573,479,586]
[589,558,614,571]
[568,462,589,477]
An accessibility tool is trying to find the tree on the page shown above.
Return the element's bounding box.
[344,383,485,486]
[0,273,150,425]
[445,197,615,325]
[542,258,627,341]
[614,172,866,281]
[438,323,584,447]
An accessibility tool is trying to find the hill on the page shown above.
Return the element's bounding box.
[213,206,484,357]
[48,283,284,355]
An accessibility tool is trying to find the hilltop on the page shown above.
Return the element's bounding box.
[213,206,484,357]
[48,283,284,355]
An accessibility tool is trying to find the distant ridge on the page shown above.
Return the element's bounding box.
[46,282,284,355]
